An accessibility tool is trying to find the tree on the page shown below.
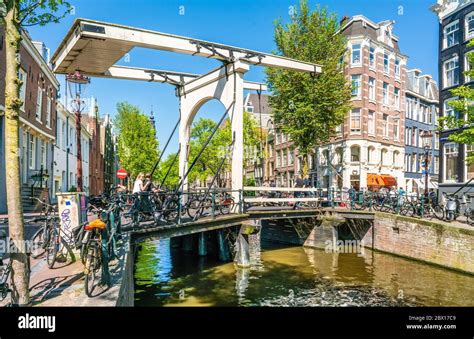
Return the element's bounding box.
[1,0,70,306]
[115,102,159,180]
[438,39,474,165]
[157,153,179,188]
[266,0,352,176]
[186,112,263,187]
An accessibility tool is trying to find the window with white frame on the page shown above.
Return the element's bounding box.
[36,86,43,121]
[465,51,473,82]
[382,114,389,137]
[368,77,376,100]
[444,57,459,88]
[444,142,459,182]
[350,108,361,134]
[466,12,474,40]
[369,47,375,68]
[368,111,375,135]
[351,75,361,98]
[18,68,27,112]
[443,20,459,48]
[383,82,389,105]
[394,87,400,109]
[350,145,360,162]
[335,123,342,136]
[288,148,294,165]
[444,99,461,122]
[282,149,287,166]
[467,144,474,180]
[40,140,46,169]
[394,59,400,77]
[393,119,399,141]
[46,97,51,128]
[29,135,35,169]
[435,133,440,150]
[351,43,361,65]
[381,149,388,165]
[383,53,389,73]
[393,151,399,166]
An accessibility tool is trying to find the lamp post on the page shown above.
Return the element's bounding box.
[421,130,433,197]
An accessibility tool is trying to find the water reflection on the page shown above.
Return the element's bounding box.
[134,236,474,307]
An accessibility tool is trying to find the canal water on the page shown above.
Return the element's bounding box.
[134,235,474,307]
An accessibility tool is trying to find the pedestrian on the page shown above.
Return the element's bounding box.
[133,172,146,194]
[294,174,304,198]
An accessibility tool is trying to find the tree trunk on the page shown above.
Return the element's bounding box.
[3,2,30,306]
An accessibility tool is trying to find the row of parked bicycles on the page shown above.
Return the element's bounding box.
[244,187,474,226]
[345,191,474,225]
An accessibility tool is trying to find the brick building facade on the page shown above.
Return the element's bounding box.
[0,28,59,213]
[316,16,407,191]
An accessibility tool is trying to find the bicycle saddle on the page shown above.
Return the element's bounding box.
[85,219,106,231]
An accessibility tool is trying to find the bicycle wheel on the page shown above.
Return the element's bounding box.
[164,199,179,222]
[31,227,45,259]
[187,198,201,219]
[46,228,59,269]
[84,241,102,297]
[219,197,234,215]
[400,205,415,217]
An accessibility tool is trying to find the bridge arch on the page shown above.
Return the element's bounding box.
[178,61,249,201]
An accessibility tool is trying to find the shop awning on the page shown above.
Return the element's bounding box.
[380,174,397,187]
[367,174,385,187]
[367,174,397,187]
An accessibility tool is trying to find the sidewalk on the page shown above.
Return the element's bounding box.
[1,234,129,307]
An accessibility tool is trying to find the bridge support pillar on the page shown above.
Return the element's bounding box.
[217,230,231,262]
[198,232,207,256]
[235,232,250,268]
[182,234,194,252]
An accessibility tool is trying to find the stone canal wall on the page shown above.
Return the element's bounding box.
[303,212,474,275]
[364,212,474,275]
[116,240,135,306]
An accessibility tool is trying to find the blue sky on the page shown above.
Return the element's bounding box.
[27,0,439,156]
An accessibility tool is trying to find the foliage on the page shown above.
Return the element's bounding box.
[115,102,159,180]
[157,152,179,188]
[69,185,77,192]
[265,0,351,160]
[438,39,474,164]
[158,112,264,188]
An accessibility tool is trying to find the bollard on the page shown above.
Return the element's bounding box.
[177,191,182,224]
[211,189,216,219]
[239,189,243,214]
[330,187,335,208]
[100,228,111,286]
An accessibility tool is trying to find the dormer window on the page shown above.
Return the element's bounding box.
[246,105,254,113]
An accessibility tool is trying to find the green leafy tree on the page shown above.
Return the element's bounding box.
[187,112,263,186]
[1,0,71,306]
[439,39,474,164]
[266,0,351,176]
[115,102,159,180]
[157,152,179,188]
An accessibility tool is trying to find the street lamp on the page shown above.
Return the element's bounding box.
[421,130,433,197]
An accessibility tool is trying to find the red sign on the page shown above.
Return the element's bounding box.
[117,168,128,179]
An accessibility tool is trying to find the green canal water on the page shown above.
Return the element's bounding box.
[134,237,474,307]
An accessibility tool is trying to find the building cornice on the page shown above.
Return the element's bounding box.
[405,89,439,104]
[430,0,473,22]
[19,116,55,140]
